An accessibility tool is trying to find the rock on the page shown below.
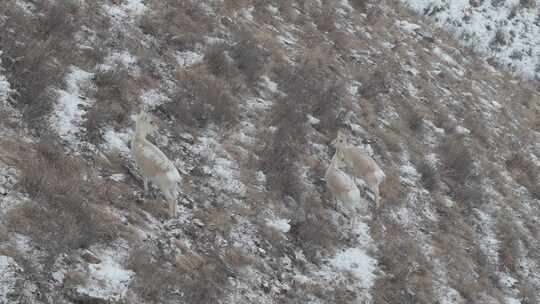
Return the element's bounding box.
[81,250,101,264]
[193,218,205,227]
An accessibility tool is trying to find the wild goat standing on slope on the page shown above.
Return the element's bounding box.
[332,130,385,208]
[325,151,362,225]
[131,111,181,218]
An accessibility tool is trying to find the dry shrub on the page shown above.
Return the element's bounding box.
[258,92,307,199]
[130,245,229,304]
[273,54,344,136]
[349,0,368,11]
[433,112,456,133]
[230,28,271,84]
[84,66,135,143]
[505,152,540,199]
[0,1,81,128]
[374,231,434,304]
[138,1,213,50]
[204,43,233,77]
[289,196,342,264]
[313,9,336,33]
[378,129,402,153]
[439,135,476,183]
[197,208,236,235]
[224,247,255,269]
[379,167,405,205]
[406,108,425,132]
[519,0,536,8]
[8,138,120,261]
[464,112,489,145]
[518,282,539,304]
[358,70,390,99]
[166,70,239,128]
[417,160,439,191]
[497,215,522,273]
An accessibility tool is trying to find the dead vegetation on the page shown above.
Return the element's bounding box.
[8,138,121,264]
[165,68,239,128]
[0,1,81,129]
[505,151,540,199]
[374,226,435,304]
[129,244,230,304]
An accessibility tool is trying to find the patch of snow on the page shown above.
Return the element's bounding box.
[433,46,458,66]
[455,125,471,135]
[141,89,168,108]
[109,174,126,182]
[0,255,21,302]
[505,297,521,304]
[267,4,279,14]
[400,0,540,79]
[0,54,11,104]
[266,218,291,233]
[329,247,377,289]
[51,66,94,146]
[260,75,278,93]
[102,128,132,155]
[240,6,255,21]
[307,115,320,125]
[401,161,420,186]
[176,51,204,68]
[106,0,147,19]
[395,20,421,34]
[99,51,138,71]
[193,135,246,196]
[77,249,133,302]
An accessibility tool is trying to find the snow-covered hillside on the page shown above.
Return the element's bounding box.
[0,0,539,303]
[401,0,540,79]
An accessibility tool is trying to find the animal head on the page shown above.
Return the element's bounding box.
[135,111,158,135]
[330,151,347,169]
[331,130,348,148]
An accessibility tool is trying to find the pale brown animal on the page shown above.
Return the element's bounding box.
[332,131,385,208]
[325,152,361,221]
[131,111,181,218]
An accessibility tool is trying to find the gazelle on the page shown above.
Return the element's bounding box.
[325,152,362,221]
[332,130,385,208]
[131,111,182,218]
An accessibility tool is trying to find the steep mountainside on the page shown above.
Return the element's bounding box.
[401,0,540,79]
[0,0,539,303]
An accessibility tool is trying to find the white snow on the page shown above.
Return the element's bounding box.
[175,51,204,68]
[103,128,132,155]
[99,51,138,71]
[0,256,21,302]
[77,249,133,302]
[192,135,246,196]
[141,89,168,108]
[266,218,291,233]
[395,20,421,34]
[400,0,540,79]
[106,0,147,19]
[261,75,278,93]
[51,66,94,146]
[0,53,11,103]
[329,247,377,288]
[317,220,377,301]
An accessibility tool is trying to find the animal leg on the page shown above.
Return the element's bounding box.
[164,189,177,218]
[143,177,149,194]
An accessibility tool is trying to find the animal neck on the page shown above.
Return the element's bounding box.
[330,153,340,170]
[134,123,149,142]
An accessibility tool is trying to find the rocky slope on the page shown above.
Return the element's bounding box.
[0,0,539,303]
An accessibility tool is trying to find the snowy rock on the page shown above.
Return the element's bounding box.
[0,256,22,303]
